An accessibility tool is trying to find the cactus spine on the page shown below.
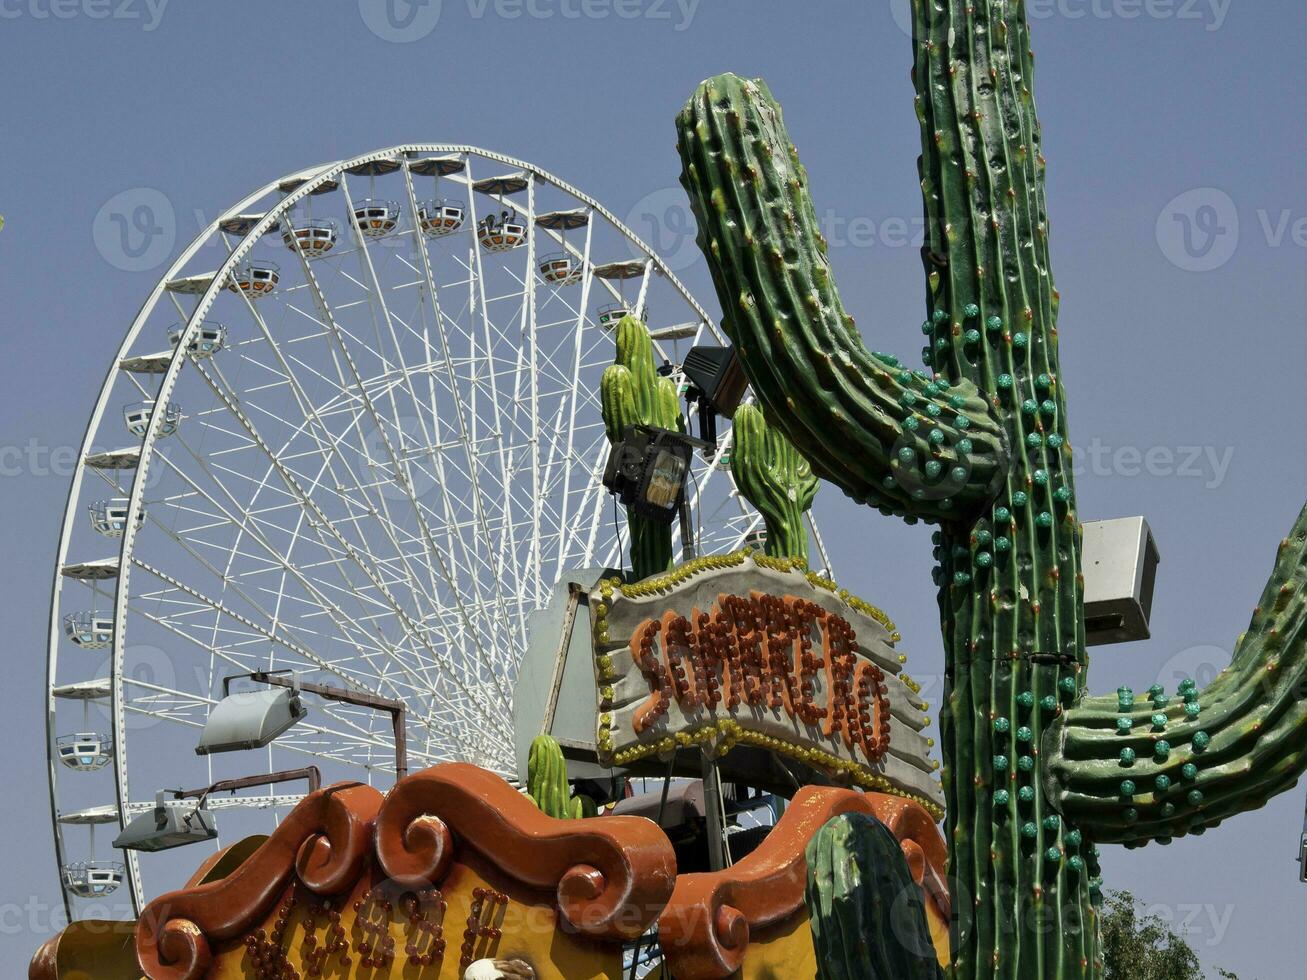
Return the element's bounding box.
[526,735,584,820]
[805,813,944,980]
[675,6,1307,979]
[730,402,818,562]
[600,315,685,580]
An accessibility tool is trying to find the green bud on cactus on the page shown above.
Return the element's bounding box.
[526,734,584,820]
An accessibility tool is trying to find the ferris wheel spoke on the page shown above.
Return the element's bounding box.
[402,169,538,677]
[128,561,473,731]
[458,158,535,648]
[297,186,518,706]
[195,351,459,650]
[156,420,449,679]
[223,279,456,637]
[182,359,504,738]
[542,231,598,583]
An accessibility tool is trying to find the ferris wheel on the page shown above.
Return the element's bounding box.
[45,145,834,920]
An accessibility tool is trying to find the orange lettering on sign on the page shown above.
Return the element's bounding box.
[627,593,891,765]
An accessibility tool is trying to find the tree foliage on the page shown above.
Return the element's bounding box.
[1101,891,1241,980]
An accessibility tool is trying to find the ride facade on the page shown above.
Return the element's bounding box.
[31,1,1307,978]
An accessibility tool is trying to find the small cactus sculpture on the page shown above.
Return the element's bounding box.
[526,735,584,820]
[674,5,1307,978]
[805,813,944,980]
[600,315,685,580]
[730,402,819,562]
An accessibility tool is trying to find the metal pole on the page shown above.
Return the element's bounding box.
[679,494,696,561]
[1299,792,1307,883]
[629,755,677,980]
[701,751,726,871]
[173,766,322,801]
[250,672,408,777]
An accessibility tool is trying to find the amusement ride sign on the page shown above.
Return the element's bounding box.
[589,551,945,817]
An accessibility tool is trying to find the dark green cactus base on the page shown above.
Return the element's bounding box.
[730,402,818,562]
[627,513,674,584]
[805,813,945,980]
[601,316,684,580]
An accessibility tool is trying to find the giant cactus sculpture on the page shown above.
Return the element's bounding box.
[601,315,685,580]
[730,402,819,562]
[674,5,1307,979]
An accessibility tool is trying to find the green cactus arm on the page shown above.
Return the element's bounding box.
[730,402,818,561]
[676,75,1010,525]
[1045,501,1307,844]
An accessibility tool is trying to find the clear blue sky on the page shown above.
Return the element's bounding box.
[2,1,1305,975]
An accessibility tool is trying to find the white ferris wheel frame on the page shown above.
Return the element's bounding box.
[44,143,834,920]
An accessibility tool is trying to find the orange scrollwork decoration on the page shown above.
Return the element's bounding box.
[373,763,676,942]
[135,781,382,980]
[657,785,949,978]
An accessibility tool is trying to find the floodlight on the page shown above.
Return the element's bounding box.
[195,686,306,755]
[112,767,320,854]
[198,671,409,775]
[113,793,217,853]
[682,345,747,444]
[602,425,708,525]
